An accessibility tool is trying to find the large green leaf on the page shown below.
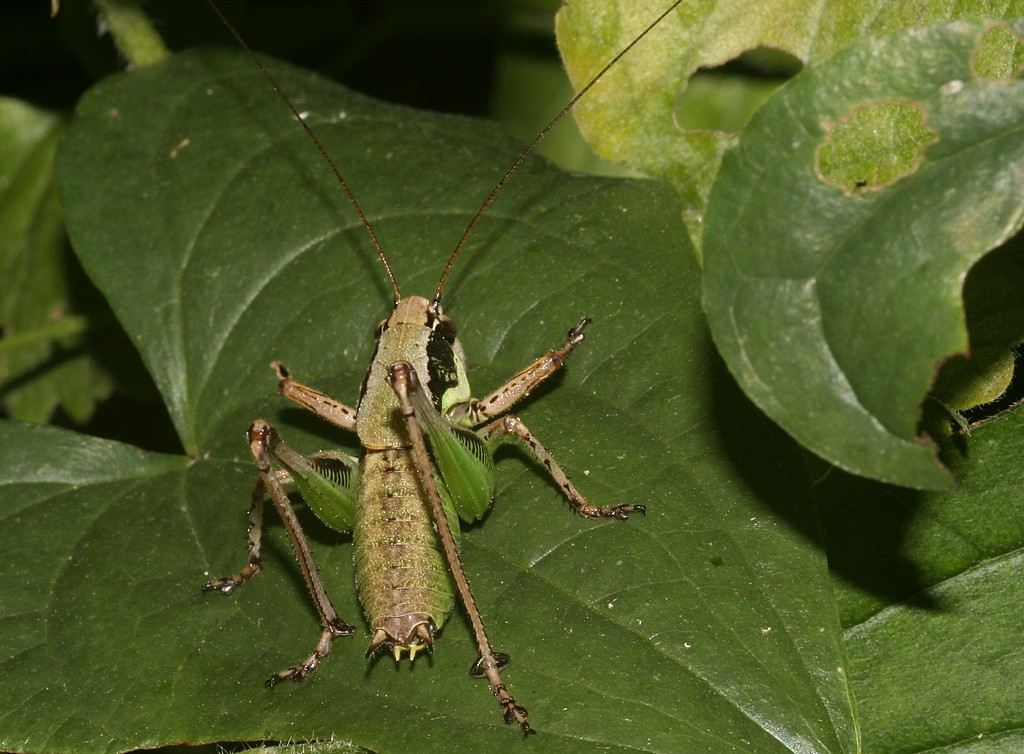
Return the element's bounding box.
[6,4,1024,751]
[703,20,1024,489]
[4,47,853,753]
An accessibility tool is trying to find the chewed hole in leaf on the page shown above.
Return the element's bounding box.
[674,47,799,133]
[971,23,1024,81]
[816,100,938,196]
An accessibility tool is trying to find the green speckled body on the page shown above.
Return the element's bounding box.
[352,296,474,653]
[354,448,456,648]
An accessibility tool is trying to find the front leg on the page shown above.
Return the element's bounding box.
[274,361,358,430]
[449,317,590,426]
[479,415,644,520]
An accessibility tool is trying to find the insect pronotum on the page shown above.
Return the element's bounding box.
[201,0,683,736]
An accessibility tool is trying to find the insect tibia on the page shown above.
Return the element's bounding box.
[201,476,270,595]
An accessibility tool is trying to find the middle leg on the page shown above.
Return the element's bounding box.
[479,415,644,520]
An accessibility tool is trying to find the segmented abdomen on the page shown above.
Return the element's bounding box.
[354,448,455,651]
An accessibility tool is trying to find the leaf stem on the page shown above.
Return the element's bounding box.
[92,0,168,68]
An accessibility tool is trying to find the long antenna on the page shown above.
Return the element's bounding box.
[205,0,402,306]
[431,0,684,312]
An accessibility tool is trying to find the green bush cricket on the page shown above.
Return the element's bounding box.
[201,0,683,735]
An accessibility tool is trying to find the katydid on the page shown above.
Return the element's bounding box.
[202,0,683,736]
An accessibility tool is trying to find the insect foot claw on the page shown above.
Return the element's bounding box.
[201,577,238,595]
[567,316,592,344]
[265,669,291,689]
[266,620,354,689]
[577,502,646,520]
[266,656,318,689]
[202,562,263,594]
[610,503,646,521]
[500,695,534,737]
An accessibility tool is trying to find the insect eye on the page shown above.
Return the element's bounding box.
[438,315,457,336]
[374,319,387,337]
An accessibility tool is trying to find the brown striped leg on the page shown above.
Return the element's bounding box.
[202,475,277,594]
[449,317,590,426]
[388,361,534,737]
[205,419,355,685]
[478,415,644,520]
[273,360,358,430]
